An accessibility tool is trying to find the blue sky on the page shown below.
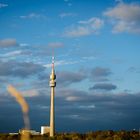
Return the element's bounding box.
[0,0,140,133]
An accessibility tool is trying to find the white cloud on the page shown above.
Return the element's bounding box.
[79,18,104,29]
[43,56,96,68]
[20,43,29,47]
[78,105,96,109]
[65,96,82,101]
[20,13,46,19]
[0,38,18,47]
[43,60,79,68]
[82,56,96,60]
[48,42,64,48]
[65,26,91,37]
[21,89,39,97]
[37,105,49,110]
[1,50,22,57]
[59,12,77,18]
[0,3,8,8]
[64,17,104,37]
[104,2,140,33]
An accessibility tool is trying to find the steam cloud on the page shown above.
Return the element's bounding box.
[7,85,30,140]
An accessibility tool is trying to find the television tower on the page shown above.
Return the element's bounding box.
[49,56,56,137]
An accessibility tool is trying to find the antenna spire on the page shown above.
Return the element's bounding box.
[52,47,55,69]
[52,54,55,73]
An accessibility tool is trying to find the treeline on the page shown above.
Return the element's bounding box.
[0,130,140,140]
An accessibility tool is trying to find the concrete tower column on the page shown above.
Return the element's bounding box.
[50,87,55,136]
[49,57,56,137]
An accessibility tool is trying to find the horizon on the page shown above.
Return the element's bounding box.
[0,0,140,133]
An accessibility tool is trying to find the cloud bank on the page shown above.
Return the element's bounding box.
[0,61,45,78]
[90,83,117,91]
[0,3,8,8]
[64,17,104,37]
[0,39,18,47]
[104,2,140,33]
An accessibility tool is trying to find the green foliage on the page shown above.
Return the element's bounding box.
[0,130,140,140]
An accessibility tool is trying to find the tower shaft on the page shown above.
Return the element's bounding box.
[50,87,55,137]
[49,57,56,137]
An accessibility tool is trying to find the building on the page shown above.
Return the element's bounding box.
[41,126,50,135]
[19,129,40,135]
